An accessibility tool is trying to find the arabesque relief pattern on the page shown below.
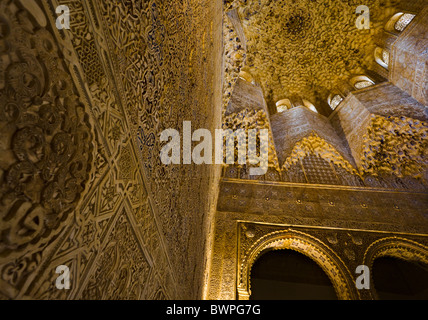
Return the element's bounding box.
[0,0,97,298]
[0,0,93,259]
[206,220,428,300]
[223,108,279,169]
[360,114,428,180]
[98,0,221,299]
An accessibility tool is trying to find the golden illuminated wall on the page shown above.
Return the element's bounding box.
[204,1,428,300]
[226,0,404,108]
[0,0,223,300]
[1,0,427,301]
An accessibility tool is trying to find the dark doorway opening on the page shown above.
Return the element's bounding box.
[373,256,428,300]
[250,249,337,300]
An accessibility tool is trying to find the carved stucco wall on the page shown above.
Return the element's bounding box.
[1,0,427,301]
[0,0,223,300]
[206,181,428,300]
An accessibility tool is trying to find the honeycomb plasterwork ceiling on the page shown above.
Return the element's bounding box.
[237,0,401,105]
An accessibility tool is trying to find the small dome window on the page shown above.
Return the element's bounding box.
[395,13,415,32]
[374,47,389,70]
[350,75,375,90]
[238,71,255,84]
[276,99,292,113]
[328,94,344,111]
[385,12,416,33]
[354,80,374,90]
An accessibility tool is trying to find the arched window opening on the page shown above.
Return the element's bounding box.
[394,13,416,32]
[328,94,344,111]
[374,47,389,70]
[250,250,337,300]
[354,80,374,90]
[276,99,292,113]
[373,257,428,300]
[303,99,318,113]
[350,75,375,90]
[385,12,416,33]
[239,70,255,84]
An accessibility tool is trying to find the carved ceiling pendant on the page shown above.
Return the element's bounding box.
[282,133,358,176]
[235,0,401,105]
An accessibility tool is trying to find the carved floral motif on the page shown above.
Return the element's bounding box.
[0,0,93,260]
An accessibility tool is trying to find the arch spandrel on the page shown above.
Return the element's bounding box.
[362,237,428,300]
[363,237,428,268]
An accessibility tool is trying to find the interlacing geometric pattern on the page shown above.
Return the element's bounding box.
[0,0,220,300]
